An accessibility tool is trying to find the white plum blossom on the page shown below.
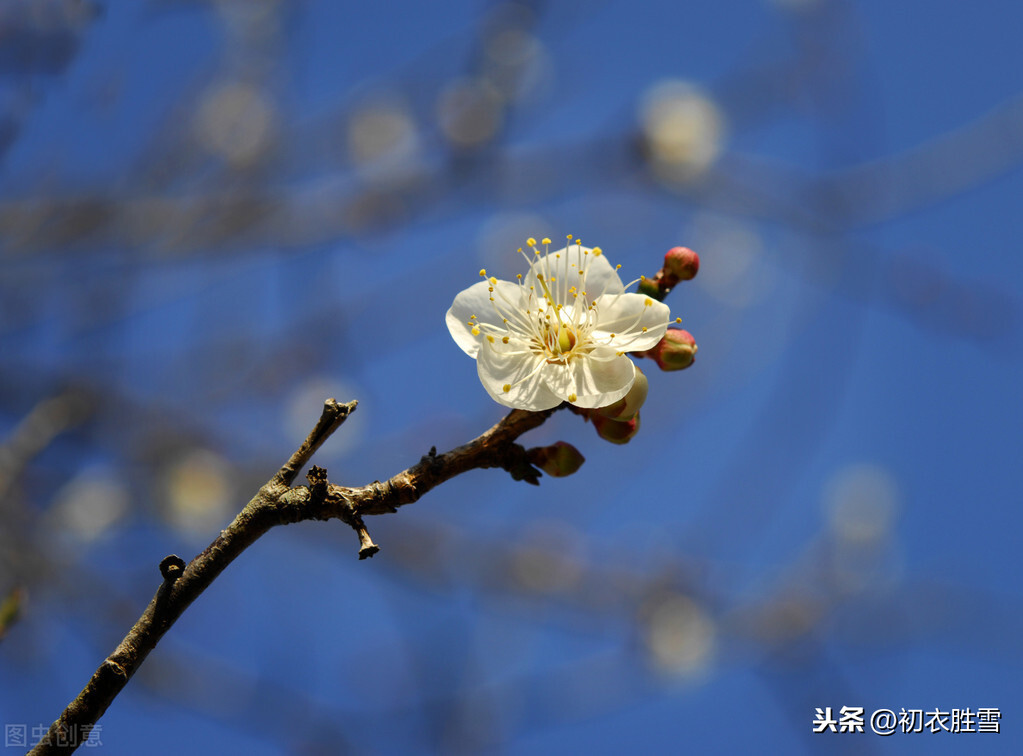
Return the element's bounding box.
[446,236,675,411]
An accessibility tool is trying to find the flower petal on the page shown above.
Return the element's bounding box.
[589,292,670,352]
[540,346,636,408]
[477,337,563,411]
[534,245,625,301]
[446,279,527,358]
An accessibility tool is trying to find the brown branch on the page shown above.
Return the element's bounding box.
[30,400,557,755]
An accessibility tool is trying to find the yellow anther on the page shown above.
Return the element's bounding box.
[592,247,602,256]
[488,276,497,285]
[615,264,622,270]
[502,336,509,344]
[471,326,480,336]
[503,384,511,393]
[640,274,646,281]
[644,299,652,307]
[542,237,551,245]
[487,335,495,343]
[568,393,577,402]
[610,333,616,338]
[479,269,487,277]
[642,326,648,332]
[675,317,682,323]
[516,273,522,279]
[616,351,624,356]
[527,237,537,247]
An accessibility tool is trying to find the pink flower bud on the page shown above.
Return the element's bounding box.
[663,247,699,282]
[528,441,585,477]
[596,367,648,420]
[591,412,641,444]
[645,328,697,371]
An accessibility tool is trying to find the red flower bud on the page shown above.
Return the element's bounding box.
[644,328,697,371]
[528,441,585,477]
[591,412,641,444]
[663,247,699,282]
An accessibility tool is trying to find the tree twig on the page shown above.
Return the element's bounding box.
[29,399,556,754]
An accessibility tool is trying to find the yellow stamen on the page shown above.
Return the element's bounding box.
[568,393,577,402]
[503,384,511,393]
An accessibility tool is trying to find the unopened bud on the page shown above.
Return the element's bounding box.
[591,412,641,445]
[528,441,585,477]
[597,368,648,420]
[645,328,697,371]
[663,246,699,282]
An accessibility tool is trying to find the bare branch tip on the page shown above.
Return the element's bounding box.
[325,397,358,415]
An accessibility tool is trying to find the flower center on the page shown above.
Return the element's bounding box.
[536,321,582,364]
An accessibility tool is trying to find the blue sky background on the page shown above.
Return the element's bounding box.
[1,0,1021,753]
